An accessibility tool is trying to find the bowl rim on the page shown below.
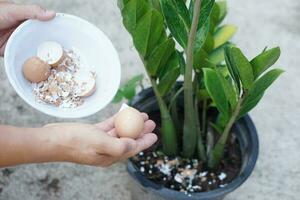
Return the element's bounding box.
[4,13,121,118]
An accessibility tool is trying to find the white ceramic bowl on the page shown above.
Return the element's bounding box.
[4,13,121,118]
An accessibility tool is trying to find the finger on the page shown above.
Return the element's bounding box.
[130,133,157,156]
[138,120,156,138]
[0,27,15,50]
[95,112,149,132]
[101,136,137,157]
[9,4,56,21]
[119,133,158,159]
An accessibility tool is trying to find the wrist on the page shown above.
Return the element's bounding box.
[36,126,74,163]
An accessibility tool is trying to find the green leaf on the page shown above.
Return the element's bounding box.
[198,0,215,28]
[133,10,164,57]
[149,0,162,13]
[158,67,180,96]
[194,48,209,71]
[157,51,180,78]
[160,0,190,48]
[122,84,136,99]
[250,47,281,79]
[121,0,149,33]
[203,32,215,53]
[146,38,175,76]
[245,68,284,105]
[224,46,241,92]
[203,68,229,119]
[195,19,211,51]
[215,66,238,110]
[126,74,144,86]
[210,2,220,26]
[239,93,263,117]
[208,42,234,64]
[230,47,254,90]
[216,1,227,24]
[213,25,237,49]
[112,90,124,103]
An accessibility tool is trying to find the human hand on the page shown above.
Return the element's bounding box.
[0,2,56,55]
[43,113,157,167]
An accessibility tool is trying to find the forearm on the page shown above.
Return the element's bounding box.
[0,125,69,167]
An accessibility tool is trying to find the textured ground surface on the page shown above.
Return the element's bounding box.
[0,0,299,199]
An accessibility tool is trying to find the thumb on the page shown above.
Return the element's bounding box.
[9,4,56,21]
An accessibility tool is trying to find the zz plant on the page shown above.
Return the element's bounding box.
[116,0,283,169]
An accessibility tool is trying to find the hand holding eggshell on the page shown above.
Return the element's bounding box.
[114,106,145,139]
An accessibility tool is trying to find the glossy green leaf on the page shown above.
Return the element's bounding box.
[250,47,281,78]
[157,51,180,78]
[146,38,175,76]
[160,0,190,48]
[215,67,238,110]
[195,19,211,52]
[132,10,163,57]
[208,42,234,64]
[239,93,263,117]
[122,84,136,99]
[121,0,149,33]
[203,32,215,53]
[203,68,229,118]
[158,67,180,96]
[216,1,227,24]
[149,0,162,12]
[194,48,209,71]
[224,46,241,91]
[126,74,144,86]
[198,0,215,28]
[231,47,254,90]
[245,68,284,105]
[210,2,220,25]
[213,25,237,49]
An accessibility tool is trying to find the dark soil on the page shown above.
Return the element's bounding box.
[130,111,242,194]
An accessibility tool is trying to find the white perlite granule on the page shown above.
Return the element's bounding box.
[32,49,96,108]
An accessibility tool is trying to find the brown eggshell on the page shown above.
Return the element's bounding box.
[114,107,144,139]
[22,57,51,83]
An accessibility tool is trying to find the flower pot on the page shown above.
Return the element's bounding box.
[127,86,259,200]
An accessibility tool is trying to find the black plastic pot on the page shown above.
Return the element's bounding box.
[127,87,259,200]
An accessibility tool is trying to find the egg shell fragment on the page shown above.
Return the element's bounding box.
[37,41,64,67]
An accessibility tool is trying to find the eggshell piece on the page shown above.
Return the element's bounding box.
[114,107,144,139]
[22,57,51,83]
[37,41,64,67]
[74,72,97,97]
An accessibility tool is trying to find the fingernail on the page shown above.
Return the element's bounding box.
[44,10,56,16]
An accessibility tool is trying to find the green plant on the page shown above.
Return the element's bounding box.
[117,0,283,169]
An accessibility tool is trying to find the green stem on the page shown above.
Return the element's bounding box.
[168,87,183,111]
[151,78,178,155]
[219,97,244,145]
[183,0,202,158]
[201,99,207,135]
[208,96,244,169]
[195,99,207,162]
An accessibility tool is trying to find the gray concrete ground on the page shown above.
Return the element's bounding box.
[0,0,299,199]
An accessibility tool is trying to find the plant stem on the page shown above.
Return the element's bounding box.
[201,99,207,135]
[208,96,244,169]
[168,87,183,110]
[150,78,178,155]
[219,97,244,145]
[183,0,202,158]
[195,99,207,162]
